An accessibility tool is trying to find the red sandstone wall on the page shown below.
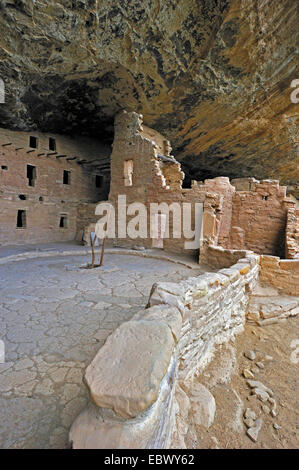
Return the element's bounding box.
[285,203,299,259]
[229,180,288,257]
[108,111,294,259]
[0,127,110,163]
[0,128,110,245]
[76,202,100,242]
[196,177,235,248]
[105,111,298,260]
[109,111,208,255]
[140,124,167,156]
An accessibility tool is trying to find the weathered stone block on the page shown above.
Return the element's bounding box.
[85,320,175,419]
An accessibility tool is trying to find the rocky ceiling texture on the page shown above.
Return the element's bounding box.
[0,0,298,194]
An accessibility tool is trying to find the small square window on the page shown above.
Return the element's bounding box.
[95,175,104,188]
[17,210,26,228]
[1,165,8,170]
[49,138,56,151]
[29,136,38,149]
[63,170,70,185]
[59,216,67,228]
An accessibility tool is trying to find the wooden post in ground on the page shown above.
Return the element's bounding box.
[99,236,106,267]
[90,232,97,268]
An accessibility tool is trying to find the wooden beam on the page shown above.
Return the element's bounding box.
[92,166,110,171]
[81,159,99,165]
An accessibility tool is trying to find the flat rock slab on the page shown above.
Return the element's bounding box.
[247,418,263,442]
[188,383,216,428]
[248,295,299,322]
[85,320,175,418]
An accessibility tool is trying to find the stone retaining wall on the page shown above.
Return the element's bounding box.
[108,111,208,255]
[259,255,299,296]
[199,244,255,269]
[69,253,259,449]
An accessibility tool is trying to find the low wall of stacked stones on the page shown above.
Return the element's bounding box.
[199,244,256,269]
[259,255,299,296]
[202,246,299,297]
[69,252,259,449]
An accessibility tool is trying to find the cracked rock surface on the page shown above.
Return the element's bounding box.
[0,253,202,449]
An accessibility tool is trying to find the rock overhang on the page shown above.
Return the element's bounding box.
[0,0,298,194]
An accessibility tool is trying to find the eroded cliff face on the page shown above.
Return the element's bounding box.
[0,0,298,193]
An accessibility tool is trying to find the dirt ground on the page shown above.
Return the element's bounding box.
[184,316,299,449]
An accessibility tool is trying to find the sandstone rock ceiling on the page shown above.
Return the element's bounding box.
[0,0,298,193]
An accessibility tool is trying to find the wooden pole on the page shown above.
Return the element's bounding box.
[90,233,96,268]
[99,236,106,267]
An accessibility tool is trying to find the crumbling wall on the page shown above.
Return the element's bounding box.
[69,254,259,449]
[285,202,299,259]
[229,179,288,256]
[198,178,296,259]
[140,124,169,156]
[108,111,298,260]
[0,128,110,245]
[109,111,209,255]
[259,255,299,296]
[200,244,256,269]
[196,177,235,248]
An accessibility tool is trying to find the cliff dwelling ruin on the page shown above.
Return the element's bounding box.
[0,0,298,454]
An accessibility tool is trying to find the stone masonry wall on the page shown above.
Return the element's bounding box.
[69,253,259,449]
[109,110,210,255]
[259,255,299,296]
[285,203,299,259]
[198,178,297,259]
[140,124,168,155]
[0,127,110,245]
[108,113,297,259]
[196,177,235,248]
[199,244,256,269]
[229,179,288,257]
[76,203,99,242]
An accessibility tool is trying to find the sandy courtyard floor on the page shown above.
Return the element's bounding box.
[184,316,299,449]
[0,253,202,449]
